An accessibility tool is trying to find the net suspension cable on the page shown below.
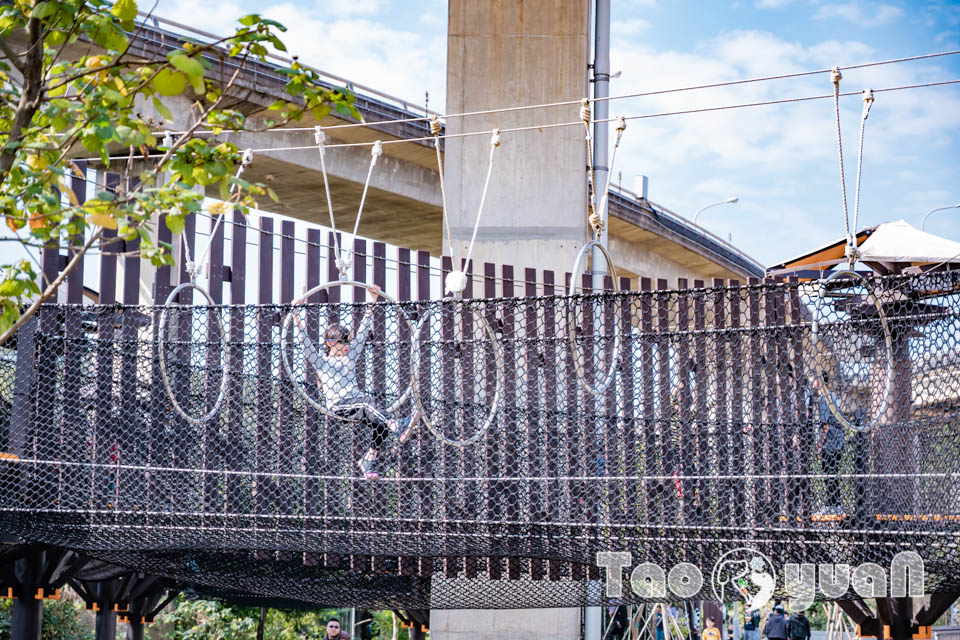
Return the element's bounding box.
[410,127,507,448]
[313,126,383,279]
[145,48,960,138]
[70,78,960,161]
[570,105,627,396]
[278,127,416,423]
[156,148,253,425]
[443,128,502,297]
[814,69,893,433]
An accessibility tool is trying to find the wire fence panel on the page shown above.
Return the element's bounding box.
[0,271,958,609]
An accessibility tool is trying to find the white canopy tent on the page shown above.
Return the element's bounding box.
[768,219,960,276]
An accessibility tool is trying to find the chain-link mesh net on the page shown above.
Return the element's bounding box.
[1,271,958,609]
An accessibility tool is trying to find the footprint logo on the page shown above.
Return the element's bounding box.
[712,548,777,610]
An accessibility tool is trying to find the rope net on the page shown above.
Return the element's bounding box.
[1,271,958,609]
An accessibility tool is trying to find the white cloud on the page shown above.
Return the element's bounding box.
[316,0,386,17]
[154,0,446,110]
[814,2,904,28]
[755,0,794,8]
[608,27,960,264]
[619,18,651,36]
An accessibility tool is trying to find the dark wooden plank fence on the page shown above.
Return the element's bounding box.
[12,195,802,584]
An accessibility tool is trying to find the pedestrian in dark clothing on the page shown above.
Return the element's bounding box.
[811,375,846,513]
[788,611,811,640]
[763,605,788,640]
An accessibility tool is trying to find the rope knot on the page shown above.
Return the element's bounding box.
[615,116,626,134]
[161,131,173,148]
[580,98,591,124]
[861,89,874,120]
[844,243,861,265]
[371,140,383,160]
[240,148,254,167]
[588,205,604,236]
[429,114,442,137]
[490,129,501,147]
[830,66,842,86]
[185,260,197,279]
[314,126,326,147]
[445,269,468,296]
[334,256,351,280]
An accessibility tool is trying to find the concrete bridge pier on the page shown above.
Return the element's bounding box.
[432,1,591,638]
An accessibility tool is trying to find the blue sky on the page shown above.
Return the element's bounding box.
[31,1,960,271]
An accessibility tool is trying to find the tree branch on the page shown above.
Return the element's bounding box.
[0,226,103,347]
[0,17,45,183]
[0,38,25,74]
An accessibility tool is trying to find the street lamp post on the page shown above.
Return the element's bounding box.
[920,203,960,232]
[693,197,739,226]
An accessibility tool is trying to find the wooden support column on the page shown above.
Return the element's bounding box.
[11,597,42,640]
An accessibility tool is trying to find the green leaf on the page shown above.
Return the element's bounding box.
[0,279,23,297]
[152,96,173,122]
[218,179,231,201]
[169,54,204,84]
[31,2,58,19]
[101,88,125,103]
[165,213,185,235]
[266,186,279,203]
[110,0,137,22]
[152,68,187,96]
[238,14,259,26]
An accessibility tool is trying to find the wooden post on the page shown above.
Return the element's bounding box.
[729,280,744,525]
[303,228,322,567]
[501,264,521,580]
[397,247,415,576]
[712,278,729,527]
[415,250,432,578]
[225,209,247,530]
[639,278,656,526]
[484,262,502,580]
[676,278,693,531]
[253,216,275,557]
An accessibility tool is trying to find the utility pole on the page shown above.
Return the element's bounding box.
[586,10,610,640]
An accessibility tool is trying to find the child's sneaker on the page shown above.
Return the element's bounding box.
[393,408,420,444]
[357,451,379,480]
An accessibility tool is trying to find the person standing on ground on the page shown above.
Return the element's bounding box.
[744,608,761,640]
[703,616,722,640]
[763,604,788,640]
[788,610,811,640]
[812,374,847,513]
[325,618,351,640]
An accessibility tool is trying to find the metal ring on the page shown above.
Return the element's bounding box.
[157,282,228,425]
[280,280,415,420]
[811,269,895,433]
[567,240,623,397]
[410,298,504,448]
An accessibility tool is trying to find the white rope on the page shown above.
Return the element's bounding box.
[75,79,960,162]
[830,67,855,265]
[145,49,960,138]
[445,129,501,296]
[342,140,382,273]
[580,99,598,234]
[432,114,455,262]
[314,126,342,275]
[852,89,874,237]
[592,116,627,240]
